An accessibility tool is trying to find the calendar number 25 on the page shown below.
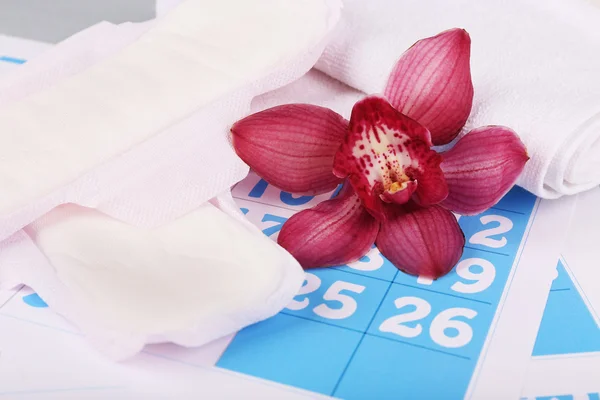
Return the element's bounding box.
[286,274,365,320]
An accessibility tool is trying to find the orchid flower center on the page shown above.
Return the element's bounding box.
[388,179,410,193]
[352,125,418,202]
[333,96,448,218]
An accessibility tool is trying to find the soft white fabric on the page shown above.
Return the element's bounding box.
[252,69,363,118]
[0,0,341,359]
[0,0,340,238]
[314,0,600,198]
[1,198,304,360]
[561,187,600,326]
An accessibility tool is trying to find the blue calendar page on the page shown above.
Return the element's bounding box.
[215,171,539,399]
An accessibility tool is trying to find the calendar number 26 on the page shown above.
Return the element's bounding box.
[379,296,477,349]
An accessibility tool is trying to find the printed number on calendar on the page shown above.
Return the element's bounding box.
[417,214,513,290]
[417,257,496,294]
[379,296,477,348]
[248,178,314,206]
[451,258,496,293]
[287,273,365,320]
[260,214,287,237]
[346,246,385,272]
[469,215,513,248]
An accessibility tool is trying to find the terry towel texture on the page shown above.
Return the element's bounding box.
[314,0,600,198]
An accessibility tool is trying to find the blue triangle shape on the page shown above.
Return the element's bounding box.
[22,292,48,308]
[533,260,600,356]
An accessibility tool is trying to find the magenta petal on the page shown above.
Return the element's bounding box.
[440,126,529,215]
[376,204,465,279]
[384,28,474,146]
[408,152,448,207]
[231,104,348,195]
[277,184,379,268]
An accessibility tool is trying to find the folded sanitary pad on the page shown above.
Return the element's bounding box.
[0,0,340,236]
[2,197,303,360]
[0,0,341,359]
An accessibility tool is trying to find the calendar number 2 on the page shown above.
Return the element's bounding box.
[469,215,513,248]
[286,273,322,311]
[286,274,365,320]
[378,297,430,338]
[379,296,477,348]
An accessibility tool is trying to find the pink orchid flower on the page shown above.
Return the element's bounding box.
[230,28,529,279]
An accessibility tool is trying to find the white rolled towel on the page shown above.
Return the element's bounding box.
[315,0,600,198]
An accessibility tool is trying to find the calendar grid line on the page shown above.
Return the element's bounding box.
[464,246,510,257]
[392,283,493,305]
[550,288,571,292]
[365,283,396,333]
[490,206,526,215]
[330,334,365,396]
[278,311,364,334]
[332,267,395,283]
[331,276,397,397]
[364,333,473,360]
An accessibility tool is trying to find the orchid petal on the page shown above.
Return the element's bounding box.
[333,96,447,219]
[277,184,379,268]
[231,104,347,195]
[408,150,449,207]
[440,126,529,215]
[384,28,474,146]
[376,203,465,279]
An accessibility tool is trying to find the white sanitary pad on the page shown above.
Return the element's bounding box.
[1,195,304,360]
[0,0,341,359]
[0,0,340,236]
